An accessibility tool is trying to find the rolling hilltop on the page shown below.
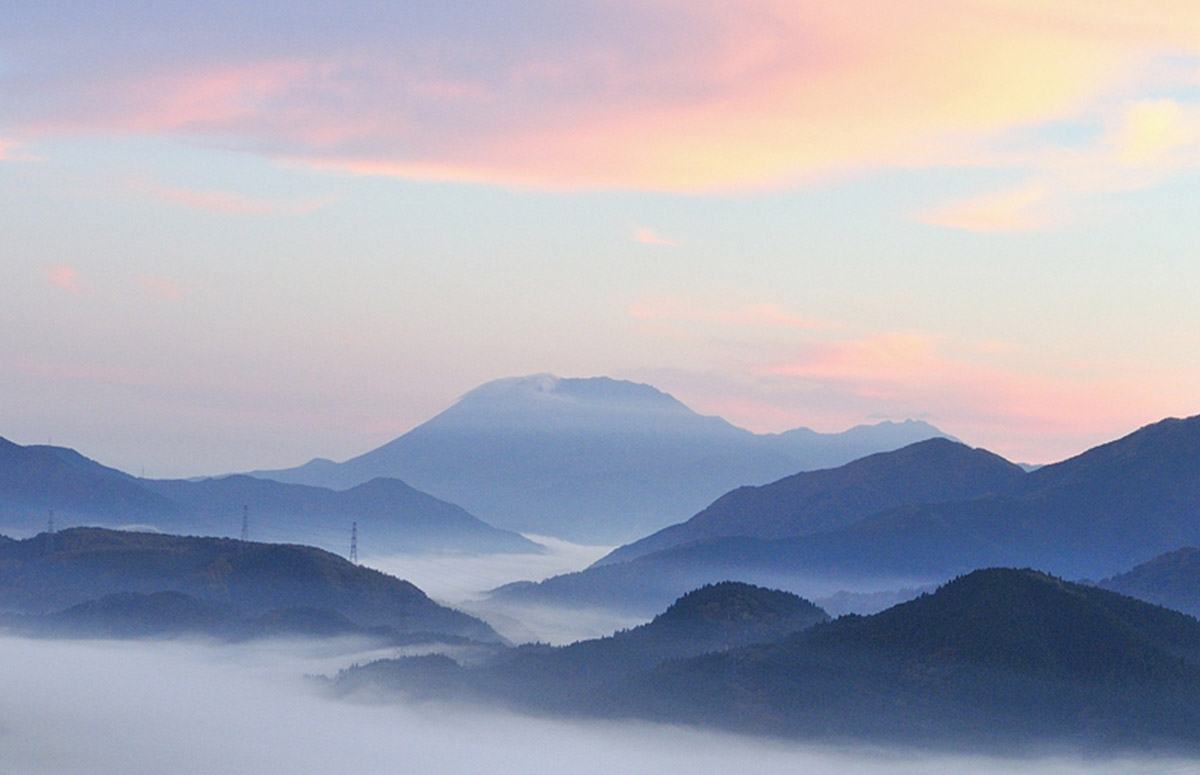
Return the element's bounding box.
[344,570,1200,750]
[0,527,500,642]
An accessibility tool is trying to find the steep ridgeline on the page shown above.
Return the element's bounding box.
[0,437,537,555]
[617,569,1200,748]
[500,415,1200,613]
[600,438,1024,565]
[1101,548,1200,617]
[334,582,828,709]
[246,374,948,542]
[0,528,500,643]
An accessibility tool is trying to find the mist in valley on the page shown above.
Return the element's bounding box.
[1,634,1192,775]
[364,536,648,644]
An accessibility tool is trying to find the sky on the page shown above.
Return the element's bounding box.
[3,1,1200,476]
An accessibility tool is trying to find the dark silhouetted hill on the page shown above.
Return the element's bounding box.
[335,581,827,708]
[0,527,500,642]
[618,569,1200,748]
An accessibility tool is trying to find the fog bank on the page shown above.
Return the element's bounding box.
[365,535,638,643]
[1,636,1196,775]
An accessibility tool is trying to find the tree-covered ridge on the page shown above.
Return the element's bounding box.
[0,527,500,642]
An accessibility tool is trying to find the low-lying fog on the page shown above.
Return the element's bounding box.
[1,635,1193,775]
[365,535,646,644]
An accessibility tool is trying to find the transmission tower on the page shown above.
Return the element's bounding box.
[47,509,55,534]
[240,504,249,542]
[349,521,358,564]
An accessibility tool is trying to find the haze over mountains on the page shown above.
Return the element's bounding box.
[0,436,537,555]
[246,374,949,542]
[339,569,1200,750]
[500,415,1200,614]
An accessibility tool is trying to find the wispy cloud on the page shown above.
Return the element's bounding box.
[45,264,81,293]
[919,98,1200,231]
[128,178,331,216]
[918,184,1052,232]
[632,227,677,247]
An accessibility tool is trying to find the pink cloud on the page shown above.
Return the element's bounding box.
[917,98,1200,231]
[9,3,1200,192]
[129,179,331,216]
[757,331,1173,460]
[45,264,81,293]
[632,227,678,247]
[918,184,1052,232]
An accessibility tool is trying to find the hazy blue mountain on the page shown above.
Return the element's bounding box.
[140,475,539,554]
[0,437,537,555]
[246,374,949,542]
[499,415,1200,612]
[600,438,1023,565]
[1101,548,1200,617]
[334,581,828,708]
[0,436,181,525]
[0,527,500,642]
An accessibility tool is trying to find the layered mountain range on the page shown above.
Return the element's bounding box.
[0,437,537,555]
[337,570,1200,750]
[498,415,1200,613]
[246,374,948,542]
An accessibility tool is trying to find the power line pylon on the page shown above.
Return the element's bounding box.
[240,504,249,542]
[350,521,358,565]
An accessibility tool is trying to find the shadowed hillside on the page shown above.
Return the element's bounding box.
[0,528,500,642]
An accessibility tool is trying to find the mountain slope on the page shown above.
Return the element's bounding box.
[0,436,181,524]
[617,569,1200,747]
[601,438,1023,565]
[502,414,1200,611]
[339,570,1200,749]
[335,582,828,708]
[0,527,500,642]
[1101,548,1200,617]
[246,374,948,542]
[141,474,539,554]
[0,437,536,555]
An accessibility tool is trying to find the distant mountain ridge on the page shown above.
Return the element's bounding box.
[1101,548,1200,617]
[0,436,537,555]
[499,414,1200,613]
[600,437,1023,565]
[245,374,950,542]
